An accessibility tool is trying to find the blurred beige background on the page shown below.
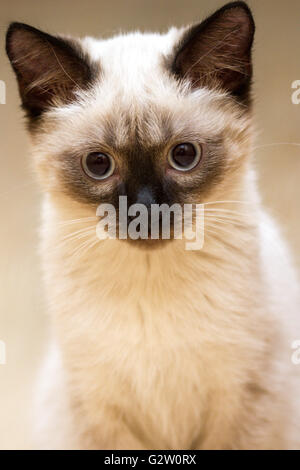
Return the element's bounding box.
[0,0,299,450]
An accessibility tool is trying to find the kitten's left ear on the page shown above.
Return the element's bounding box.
[6,22,97,122]
[171,1,255,104]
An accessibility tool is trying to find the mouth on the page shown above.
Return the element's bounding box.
[123,237,173,250]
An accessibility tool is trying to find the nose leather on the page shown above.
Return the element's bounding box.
[127,186,156,228]
[135,187,156,208]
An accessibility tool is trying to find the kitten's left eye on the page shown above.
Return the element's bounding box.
[82,152,115,180]
[168,142,202,171]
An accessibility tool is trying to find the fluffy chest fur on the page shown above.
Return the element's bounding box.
[40,197,277,449]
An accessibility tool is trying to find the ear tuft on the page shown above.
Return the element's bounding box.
[172,1,255,104]
[6,22,97,121]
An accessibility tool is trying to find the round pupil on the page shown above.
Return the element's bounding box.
[86,153,111,176]
[172,143,197,167]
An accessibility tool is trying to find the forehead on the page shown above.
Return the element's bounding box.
[81,28,181,80]
[46,88,228,156]
[42,30,239,153]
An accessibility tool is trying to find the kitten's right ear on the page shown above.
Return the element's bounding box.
[6,23,96,122]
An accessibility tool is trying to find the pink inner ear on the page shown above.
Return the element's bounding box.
[173,4,254,100]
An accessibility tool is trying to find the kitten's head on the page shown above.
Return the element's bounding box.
[6,1,255,246]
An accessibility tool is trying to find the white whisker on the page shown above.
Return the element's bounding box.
[57,216,98,227]
[69,236,99,262]
[204,200,252,206]
[204,221,245,238]
[204,215,250,227]
[61,225,97,242]
[203,208,250,217]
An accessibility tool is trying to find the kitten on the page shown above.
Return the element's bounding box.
[6,1,300,449]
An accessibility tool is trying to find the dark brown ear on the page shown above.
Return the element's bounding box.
[6,23,97,121]
[172,1,255,104]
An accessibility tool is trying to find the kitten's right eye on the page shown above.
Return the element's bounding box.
[82,152,115,180]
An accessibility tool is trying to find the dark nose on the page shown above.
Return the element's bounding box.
[127,187,156,229]
[135,187,156,208]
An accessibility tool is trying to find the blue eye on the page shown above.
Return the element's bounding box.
[82,152,115,180]
[168,142,202,171]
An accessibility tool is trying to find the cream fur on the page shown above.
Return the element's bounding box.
[28,28,300,450]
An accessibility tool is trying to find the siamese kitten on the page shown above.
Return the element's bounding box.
[6,1,300,449]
